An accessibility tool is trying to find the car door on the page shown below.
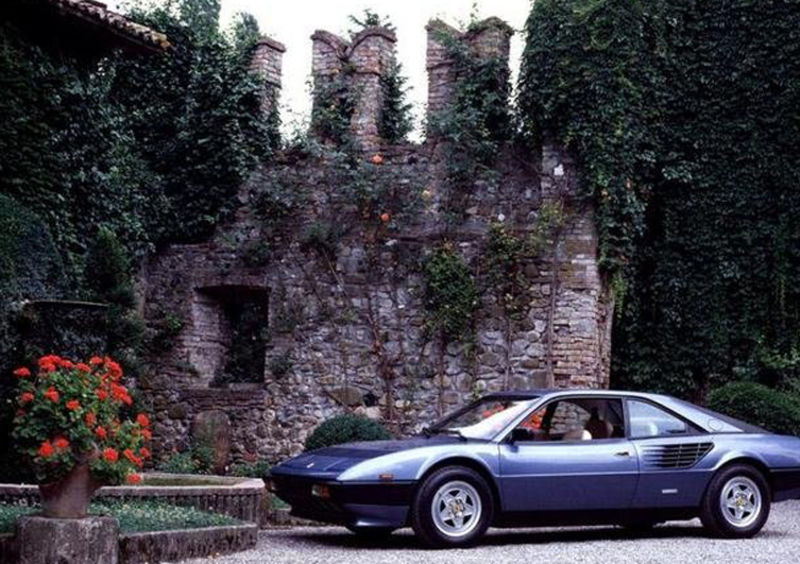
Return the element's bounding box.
[627,398,715,509]
[498,396,639,512]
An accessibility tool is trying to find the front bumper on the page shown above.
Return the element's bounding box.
[269,474,415,528]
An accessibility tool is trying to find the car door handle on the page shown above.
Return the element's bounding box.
[614,450,631,457]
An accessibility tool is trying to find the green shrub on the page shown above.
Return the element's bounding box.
[707,382,800,436]
[156,442,215,475]
[230,460,270,478]
[305,414,391,451]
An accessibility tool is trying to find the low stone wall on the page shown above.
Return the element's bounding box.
[119,524,258,564]
[0,474,266,525]
[0,524,258,564]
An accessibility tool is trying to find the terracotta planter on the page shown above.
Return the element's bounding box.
[38,462,101,518]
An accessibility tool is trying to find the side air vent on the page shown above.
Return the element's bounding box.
[641,442,714,469]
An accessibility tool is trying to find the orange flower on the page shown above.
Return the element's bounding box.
[136,414,150,427]
[126,473,142,484]
[13,367,31,378]
[124,449,143,467]
[40,363,57,373]
[84,412,97,427]
[38,355,61,367]
[76,363,91,373]
[111,383,131,405]
[102,448,118,463]
[105,360,123,380]
[59,359,74,369]
[66,400,80,411]
[140,447,151,459]
[54,437,70,449]
[89,356,104,365]
[371,154,383,165]
[95,426,107,440]
[141,429,152,441]
[96,389,108,401]
[44,387,59,403]
[38,440,54,458]
[20,392,34,404]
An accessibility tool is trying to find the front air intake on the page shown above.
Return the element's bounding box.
[641,442,714,469]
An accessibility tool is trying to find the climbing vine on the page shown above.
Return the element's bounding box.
[519,0,800,399]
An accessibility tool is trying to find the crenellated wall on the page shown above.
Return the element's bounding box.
[139,17,612,467]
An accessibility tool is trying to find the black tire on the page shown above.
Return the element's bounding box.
[345,526,395,541]
[410,466,494,548]
[700,463,771,538]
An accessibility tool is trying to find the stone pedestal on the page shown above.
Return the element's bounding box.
[17,515,118,564]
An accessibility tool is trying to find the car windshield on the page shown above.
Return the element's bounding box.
[428,397,538,440]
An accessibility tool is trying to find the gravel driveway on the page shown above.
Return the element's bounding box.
[186,500,800,564]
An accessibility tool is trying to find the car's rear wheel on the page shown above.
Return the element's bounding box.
[410,466,494,548]
[700,463,771,538]
[346,526,395,541]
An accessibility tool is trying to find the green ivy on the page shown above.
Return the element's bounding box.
[429,24,511,217]
[520,0,800,400]
[422,244,479,343]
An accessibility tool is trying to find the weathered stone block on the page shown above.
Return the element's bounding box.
[17,515,118,564]
[192,410,231,474]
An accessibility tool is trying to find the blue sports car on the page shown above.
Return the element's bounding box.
[268,390,800,547]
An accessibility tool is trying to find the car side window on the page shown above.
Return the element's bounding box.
[512,398,625,442]
[628,400,688,438]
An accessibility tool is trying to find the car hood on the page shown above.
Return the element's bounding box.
[272,437,457,477]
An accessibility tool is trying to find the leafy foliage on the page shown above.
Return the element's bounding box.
[229,459,270,478]
[707,382,800,436]
[310,65,358,146]
[520,0,800,399]
[378,57,413,144]
[422,244,479,343]
[112,0,277,244]
[156,441,215,475]
[483,223,529,320]
[304,413,391,451]
[429,24,511,215]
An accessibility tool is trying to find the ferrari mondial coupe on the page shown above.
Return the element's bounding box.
[268,390,800,547]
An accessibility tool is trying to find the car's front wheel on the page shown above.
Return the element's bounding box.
[700,463,771,538]
[410,466,494,548]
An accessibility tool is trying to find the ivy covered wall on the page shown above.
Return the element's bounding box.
[520,0,800,400]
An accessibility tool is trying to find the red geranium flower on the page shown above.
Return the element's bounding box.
[126,473,142,484]
[105,360,123,380]
[95,426,107,440]
[44,387,59,403]
[59,359,74,369]
[13,367,31,378]
[38,355,61,367]
[103,448,118,463]
[136,414,150,427]
[141,429,152,441]
[40,363,57,373]
[54,437,70,449]
[38,440,54,458]
[96,389,108,401]
[66,400,80,411]
[20,392,34,404]
[140,447,151,459]
[76,363,91,373]
[89,356,104,365]
[84,412,96,427]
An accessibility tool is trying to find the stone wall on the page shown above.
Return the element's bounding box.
[139,17,612,466]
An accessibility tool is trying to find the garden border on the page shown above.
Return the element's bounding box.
[0,473,266,525]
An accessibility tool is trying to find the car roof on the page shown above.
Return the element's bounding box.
[485,389,669,401]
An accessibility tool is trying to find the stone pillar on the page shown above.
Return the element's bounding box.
[464,17,513,61]
[347,26,397,153]
[310,29,348,101]
[425,19,461,131]
[17,515,119,564]
[250,35,285,118]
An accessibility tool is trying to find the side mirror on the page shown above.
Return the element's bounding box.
[509,428,530,444]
